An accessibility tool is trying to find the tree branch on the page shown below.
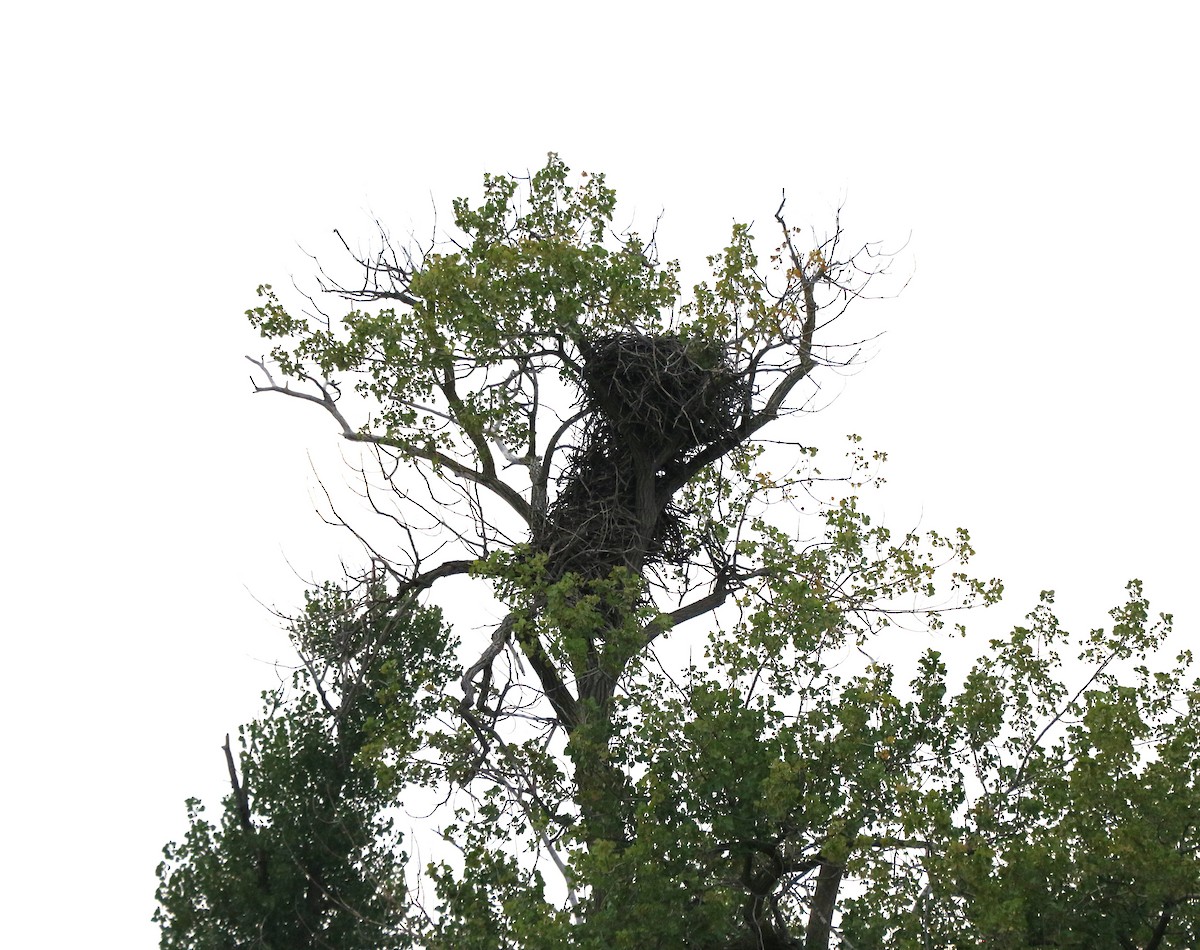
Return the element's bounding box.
[642,575,731,647]
[1145,902,1174,950]
[517,627,579,730]
[223,734,253,834]
[659,270,820,499]
[805,859,845,950]
[437,362,497,479]
[459,613,517,714]
[247,357,534,525]
[403,559,474,595]
[347,431,533,525]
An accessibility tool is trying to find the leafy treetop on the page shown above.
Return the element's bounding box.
[155,155,1198,950]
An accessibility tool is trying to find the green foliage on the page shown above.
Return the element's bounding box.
[156,594,456,949]
[156,690,408,950]
[163,156,1198,948]
[246,154,679,456]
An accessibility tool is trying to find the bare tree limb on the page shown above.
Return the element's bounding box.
[247,356,534,525]
[223,734,253,834]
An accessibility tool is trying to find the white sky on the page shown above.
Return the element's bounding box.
[3,2,1197,945]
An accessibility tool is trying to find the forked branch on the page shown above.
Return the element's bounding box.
[247,356,533,525]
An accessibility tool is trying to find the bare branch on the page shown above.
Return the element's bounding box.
[222,734,253,834]
[460,613,517,714]
[246,357,534,525]
[643,574,731,647]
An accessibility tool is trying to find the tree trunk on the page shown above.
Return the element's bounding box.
[806,860,844,950]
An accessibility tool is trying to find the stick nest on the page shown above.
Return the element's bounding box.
[535,333,742,581]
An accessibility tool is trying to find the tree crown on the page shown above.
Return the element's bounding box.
[157,155,1196,950]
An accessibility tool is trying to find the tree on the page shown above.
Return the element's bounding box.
[157,155,1200,948]
[155,585,454,949]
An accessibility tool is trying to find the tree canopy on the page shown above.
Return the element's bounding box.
[157,155,1200,949]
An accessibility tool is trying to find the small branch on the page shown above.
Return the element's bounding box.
[330,227,422,308]
[536,409,588,507]
[1005,646,1121,797]
[493,773,580,911]
[247,357,357,436]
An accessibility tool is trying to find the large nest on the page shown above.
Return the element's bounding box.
[578,332,740,456]
[534,333,742,582]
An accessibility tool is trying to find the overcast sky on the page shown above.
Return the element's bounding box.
[3,3,1197,945]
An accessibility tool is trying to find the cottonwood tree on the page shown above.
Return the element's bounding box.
[157,156,1200,949]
